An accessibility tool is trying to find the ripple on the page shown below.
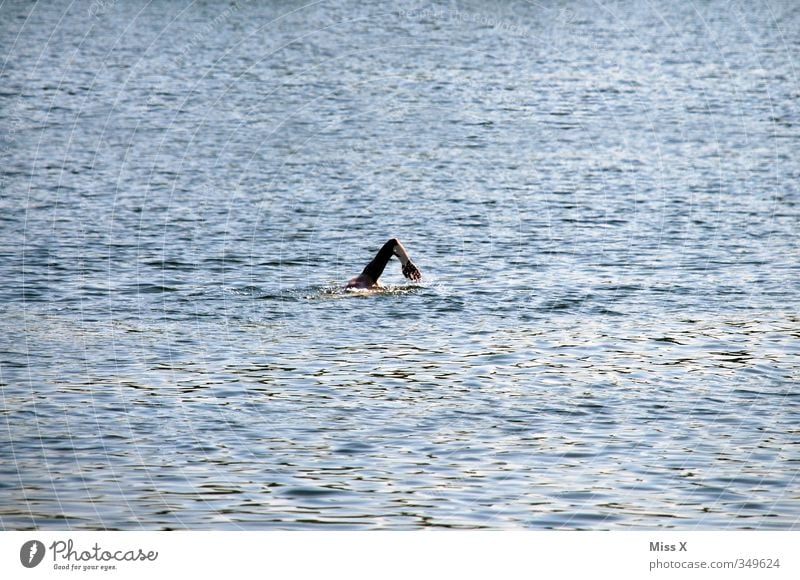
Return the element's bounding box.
[2,0,798,531]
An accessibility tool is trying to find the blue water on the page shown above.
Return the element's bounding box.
[1,0,798,530]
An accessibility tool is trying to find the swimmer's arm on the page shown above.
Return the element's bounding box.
[393,240,421,281]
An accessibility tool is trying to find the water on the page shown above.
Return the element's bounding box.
[1,0,798,530]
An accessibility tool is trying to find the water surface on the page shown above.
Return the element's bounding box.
[1,0,798,529]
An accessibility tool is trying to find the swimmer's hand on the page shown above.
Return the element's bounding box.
[402,261,421,282]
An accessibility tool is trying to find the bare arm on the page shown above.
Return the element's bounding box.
[393,240,422,282]
[347,238,421,289]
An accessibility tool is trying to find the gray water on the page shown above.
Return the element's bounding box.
[1,0,799,530]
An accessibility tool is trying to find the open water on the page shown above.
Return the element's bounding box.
[1,0,799,529]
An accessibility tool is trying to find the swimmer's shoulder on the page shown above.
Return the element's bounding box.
[345,274,380,290]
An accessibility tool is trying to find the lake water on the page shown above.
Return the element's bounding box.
[1,0,798,530]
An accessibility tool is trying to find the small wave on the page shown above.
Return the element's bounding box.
[309,284,424,299]
[122,283,178,295]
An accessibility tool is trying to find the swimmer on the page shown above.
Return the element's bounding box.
[345,238,422,289]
